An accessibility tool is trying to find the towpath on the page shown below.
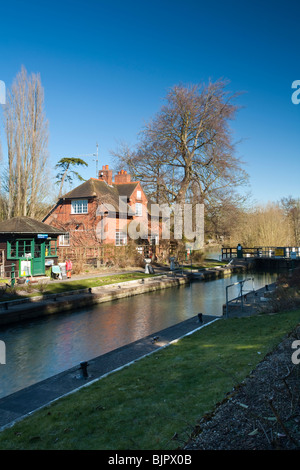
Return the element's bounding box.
[0,314,218,431]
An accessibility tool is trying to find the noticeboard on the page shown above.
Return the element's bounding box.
[59,263,67,279]
[20,260,31,277]
[275,248,285,257]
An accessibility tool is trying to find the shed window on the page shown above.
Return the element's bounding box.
[10,241,17,258]
[18,240,33,257]
[45,239,57,257]
[7,239,33,259]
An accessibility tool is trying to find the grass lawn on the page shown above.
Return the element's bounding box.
[183,263,228,270]
[36,272,156,295]
[1,260,227,301]
[0,272,157,301]
[0,309,299,450]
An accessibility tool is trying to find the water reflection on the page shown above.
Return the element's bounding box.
[0,272,277,398]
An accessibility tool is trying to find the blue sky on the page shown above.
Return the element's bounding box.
[0,0,300,205]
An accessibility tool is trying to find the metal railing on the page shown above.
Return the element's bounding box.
[222,247,300,260]
[170,258,185,276]
[225,277,255,318]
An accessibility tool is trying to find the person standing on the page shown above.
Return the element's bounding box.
[66,259,73,278]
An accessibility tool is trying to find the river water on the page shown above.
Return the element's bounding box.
[0,271,277,399]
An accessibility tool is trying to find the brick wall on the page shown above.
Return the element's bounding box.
[44,167,162,248]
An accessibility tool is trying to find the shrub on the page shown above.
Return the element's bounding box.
[261,268,300,313]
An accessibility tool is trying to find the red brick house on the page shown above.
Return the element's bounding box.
[43,165,160,251]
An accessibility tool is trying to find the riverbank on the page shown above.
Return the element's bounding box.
[0,314,218,431]
[0,259,250,327]
[0,309,299,449]
[187,258,252,280]
[0,273,190,327]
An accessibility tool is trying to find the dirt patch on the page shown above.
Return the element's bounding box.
[184,324,300,450]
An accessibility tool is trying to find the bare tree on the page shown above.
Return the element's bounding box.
[112,141,171,204]
[232,203,291,247]
[3,66,49,218]
[204,190,247,243]
[112,80,248,206]
[281,196,300,245]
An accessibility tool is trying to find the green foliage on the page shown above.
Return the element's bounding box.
[55,157,88,197]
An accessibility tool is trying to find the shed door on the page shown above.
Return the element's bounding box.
[32,241,45,276]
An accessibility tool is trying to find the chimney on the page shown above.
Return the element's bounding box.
[98,165,113,185]
[114,169,131,184]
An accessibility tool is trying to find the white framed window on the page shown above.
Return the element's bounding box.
[136,190,142,200]
[71,199,88,214]
[59,233,70,246]
[115,231,127,246]
[135,203,142,217]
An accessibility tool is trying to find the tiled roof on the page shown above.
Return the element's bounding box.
[61,178,140,200]
[113,182,139,198]
[60,178,141,214]
[0,216,66,234]
[61,179,115,199]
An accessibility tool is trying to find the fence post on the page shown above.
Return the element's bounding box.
[240,281,243,312]
[11,263,15,287]
[226,285,229,318]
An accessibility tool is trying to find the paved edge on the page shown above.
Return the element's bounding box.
[0,275,190,327]
[0,314,219,432]
[224,282,277,317]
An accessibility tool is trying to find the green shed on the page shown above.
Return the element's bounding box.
[0,216,66,278]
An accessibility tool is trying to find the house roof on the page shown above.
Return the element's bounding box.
[59,178,142,215]
[61,178,139,200]
[61,179,111,199]
[42,178,150,222]
[114,182,139,198]
[0,216,66,235]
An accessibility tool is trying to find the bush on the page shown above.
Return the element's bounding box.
[36,282,48,294]
[191,250,205,264]
[24,282,34,293]
[261,268,300,313]
[111,244,145,269]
